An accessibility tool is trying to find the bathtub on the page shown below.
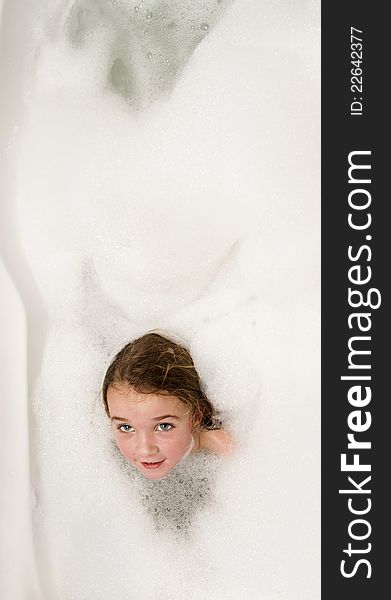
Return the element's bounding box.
[0,1,321,599]
[1,0,46,597]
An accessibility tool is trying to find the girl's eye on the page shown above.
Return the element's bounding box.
[118,424,134,433]
[156,422,174,432]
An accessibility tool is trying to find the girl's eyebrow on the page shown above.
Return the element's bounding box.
[152,414,180,421]
[110,414,181,422]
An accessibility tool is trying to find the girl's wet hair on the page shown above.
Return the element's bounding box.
[102,332,221,431]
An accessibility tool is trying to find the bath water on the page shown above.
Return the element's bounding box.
[0,1,320,598]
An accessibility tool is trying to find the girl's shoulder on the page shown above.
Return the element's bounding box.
[199,427,235,456]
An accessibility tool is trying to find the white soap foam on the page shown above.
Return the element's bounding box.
[9,0,320,598]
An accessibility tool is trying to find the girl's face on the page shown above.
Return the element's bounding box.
[107,384,197,480]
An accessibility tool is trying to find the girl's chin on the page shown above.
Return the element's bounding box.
[137,459,171,479]
[140,467,171,480]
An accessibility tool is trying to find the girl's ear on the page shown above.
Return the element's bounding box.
[190,410,203,431]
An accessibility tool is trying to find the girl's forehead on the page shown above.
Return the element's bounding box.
[107,385,188,418]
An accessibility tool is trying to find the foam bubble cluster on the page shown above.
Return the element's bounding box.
[62,0,232,109]
[7,0,321,598]
[118,448,221,537]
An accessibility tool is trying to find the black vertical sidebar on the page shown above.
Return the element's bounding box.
[322,2,389,598]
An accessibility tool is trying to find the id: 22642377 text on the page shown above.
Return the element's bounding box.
[350,27,364,116]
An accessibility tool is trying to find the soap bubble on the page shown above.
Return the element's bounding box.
[5,0,321,598]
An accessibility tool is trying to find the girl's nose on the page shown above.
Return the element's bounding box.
[135,432,159,457]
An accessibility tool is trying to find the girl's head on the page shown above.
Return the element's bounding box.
[102,332,219,480]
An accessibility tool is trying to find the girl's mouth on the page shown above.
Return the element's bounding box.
[141,460,165,469]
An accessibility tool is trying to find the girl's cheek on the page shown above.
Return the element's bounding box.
[117,442,134,462]
[178,433,195,460]
[114,435,129,456]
